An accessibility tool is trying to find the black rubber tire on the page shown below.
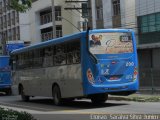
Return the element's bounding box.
[53,85,62,106]
[91,94,108,104]
[20,85,30,102]
[6,88,12,95]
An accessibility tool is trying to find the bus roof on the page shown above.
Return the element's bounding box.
[11,32,85,55]
[11,29,134,55]
[89,29,134,33]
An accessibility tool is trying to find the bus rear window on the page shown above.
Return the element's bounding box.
[89,32,133,54]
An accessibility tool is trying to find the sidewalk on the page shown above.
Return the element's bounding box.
[108,93,160,102]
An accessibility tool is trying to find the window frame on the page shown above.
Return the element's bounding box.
[14,38,81,70]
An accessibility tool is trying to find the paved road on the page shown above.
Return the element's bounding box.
[0,94,160,120]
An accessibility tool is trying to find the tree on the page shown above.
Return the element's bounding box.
[10,0,32,12]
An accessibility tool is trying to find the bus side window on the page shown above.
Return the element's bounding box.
[73,41,80,63]
[31,49,42,68]
[67,40,80,64]
[28,51,34,68]
[17,54,24,69]
[67,53,73,64]
[54,44,67,65]
[42,47,54,67]
[73,51,80,63]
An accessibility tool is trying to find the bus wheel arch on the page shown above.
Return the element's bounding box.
[52,83,62,106]
[18,84,30,102]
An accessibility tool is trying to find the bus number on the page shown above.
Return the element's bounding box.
[126,62,134,67]
[120,35,131,42]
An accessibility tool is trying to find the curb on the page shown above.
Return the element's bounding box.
[108,95,160,102]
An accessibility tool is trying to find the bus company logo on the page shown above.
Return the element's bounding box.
[87,68,95,84]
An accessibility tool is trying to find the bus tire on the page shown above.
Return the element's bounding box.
[19,85,30,102]
[53,85,62,106]
[6,88,12,95]
[91,93,108,104]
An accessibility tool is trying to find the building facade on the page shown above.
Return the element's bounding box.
[0,0,87,54]
[89,0,137,31]
[136,0,160,93]
[89,0,160,93]
[0,0,31,55]
[29,0,87,44]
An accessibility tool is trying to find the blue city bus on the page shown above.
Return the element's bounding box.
[10,29,138,105]
[0,56,12,95]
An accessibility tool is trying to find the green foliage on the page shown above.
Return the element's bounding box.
[109,95,160,102]
[0,107,36,120]
[130,96,160,102]
[10,0,32,12]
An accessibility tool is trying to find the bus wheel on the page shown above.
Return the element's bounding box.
[91,93,108,104]
[53,85,62,106]
[6,88,12,95]
[20,85,30,102]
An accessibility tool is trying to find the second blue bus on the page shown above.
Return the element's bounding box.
[0,56,12,95]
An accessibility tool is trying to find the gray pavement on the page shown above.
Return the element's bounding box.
[0,95,160,120]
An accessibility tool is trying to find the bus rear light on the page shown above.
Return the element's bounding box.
[134,68,138,75]
[133,67,138,80]
[87,69,95,84]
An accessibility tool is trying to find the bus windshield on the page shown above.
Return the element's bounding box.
[89,32,133,54]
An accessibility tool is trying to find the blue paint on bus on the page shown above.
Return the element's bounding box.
[0,56,12,94]
[11,29,138,97]
[81,29,138,95]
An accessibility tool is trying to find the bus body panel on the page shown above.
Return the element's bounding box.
[82,29,139,96]
[15,64,83,98]
[11,34,84,98]
[14,68,46,96]
[11,29,139,101]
